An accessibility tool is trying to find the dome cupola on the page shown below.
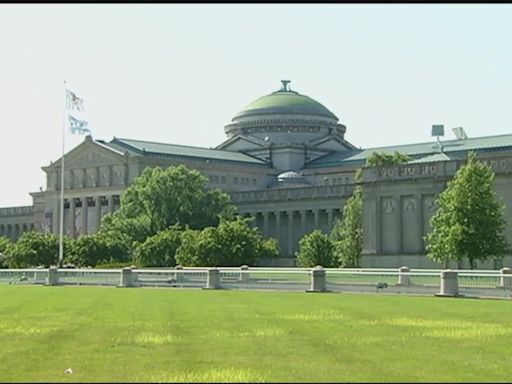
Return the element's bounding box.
[224,80,346,144]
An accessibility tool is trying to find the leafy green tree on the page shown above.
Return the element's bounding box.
[366,151,411,167]
[8,232,74,268]
[132,225,183,267]
[426,152,509,269]
[67,233,130,268]
[331,185,363,267]
[0,236,12,268]
[119,165,235,234]
[176,217,275,267]
[296,230,336,268]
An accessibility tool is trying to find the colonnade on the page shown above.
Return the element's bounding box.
[0,223,35,241]
[244,207,341,256]
[61,194,120,237]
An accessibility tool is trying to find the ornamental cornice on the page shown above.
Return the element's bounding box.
[229,184,355,203]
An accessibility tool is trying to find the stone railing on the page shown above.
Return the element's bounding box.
[0,206,34,217]
[2,266,511,300]
[229,184,355,203]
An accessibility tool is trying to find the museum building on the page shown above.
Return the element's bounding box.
[2,80,512,268]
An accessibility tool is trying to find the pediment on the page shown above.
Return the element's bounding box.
[307,135,355,152]
[45,138,125,171]
[216,135,267,152]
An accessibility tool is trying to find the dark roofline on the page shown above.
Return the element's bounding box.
[110,137,270,167]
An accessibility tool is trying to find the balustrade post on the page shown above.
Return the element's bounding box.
[436,270,459,297]
[204,268,221,289]
[307,265,327,292]
[46,266,59,286]
[239,265,250,283]
[398,266,410,286]
[119,267,133,287]
[499,267,512,289]
[175,265,184,283]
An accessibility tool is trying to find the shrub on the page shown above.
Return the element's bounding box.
[296,230,336,268]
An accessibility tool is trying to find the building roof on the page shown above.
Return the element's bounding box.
[101,138,269,166]
[307,133,512,168]
[232,81,338,121]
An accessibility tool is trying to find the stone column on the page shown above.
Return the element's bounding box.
[416,195,424,252]
[398,266,410,286]
[327,208,334,230]
[263,212,269,238]
[287,210,294,256]
[500,267,512,289]
[300,210,307,238]
[276,211,281,248]
[108,195,114,213]
[69,198,76,238]
[314,209,320,229]
[204,268,221,289]
[307,266,327,292]
[95,196,102,232]
[81,197,88,235]
[437,270,459,297]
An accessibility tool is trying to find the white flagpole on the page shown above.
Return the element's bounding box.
[58,81,66,268]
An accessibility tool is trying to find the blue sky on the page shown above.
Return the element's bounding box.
[1,4,512,207]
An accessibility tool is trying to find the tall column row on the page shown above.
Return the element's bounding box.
[63,194,120,238]
[246,208,339,257]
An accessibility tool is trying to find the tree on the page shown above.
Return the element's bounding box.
[175,217,276,267]
[132,226,183,267]
[0,236,12,268]
[331,185,363,267]
[296,230,336,268]
[366,151,411,167]
[67,233,130,268]
[119,165,235,235]
[426,152,509,269]
[8,232,74,268]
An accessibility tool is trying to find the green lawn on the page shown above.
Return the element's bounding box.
[0,285,511,382]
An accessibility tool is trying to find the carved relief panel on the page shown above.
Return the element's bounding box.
[380,197,400,253]
[402,196,416,214]
[112,165,125,186]
[73,169,84,189]
[99,166,111,187]
[86,168,98,188]
[64,170,73,189]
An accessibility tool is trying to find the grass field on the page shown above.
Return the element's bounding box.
[0,285,511,382]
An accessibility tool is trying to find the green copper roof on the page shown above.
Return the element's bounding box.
[233,85,338,120]
[104,138,268,166]
[307,133,512,168]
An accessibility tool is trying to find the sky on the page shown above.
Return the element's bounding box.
[1,4,512,207]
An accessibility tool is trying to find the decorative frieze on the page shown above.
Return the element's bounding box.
[229,184,355,203]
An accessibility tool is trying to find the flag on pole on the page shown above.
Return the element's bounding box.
[66,90,84,111]
[69,115,91,135]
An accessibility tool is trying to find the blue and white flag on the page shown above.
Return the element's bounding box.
[66,90,84,111]
[69,115,90,135]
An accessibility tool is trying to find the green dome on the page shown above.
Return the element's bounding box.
[233,82,338,120]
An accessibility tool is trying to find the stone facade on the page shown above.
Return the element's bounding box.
[2,81,512,269]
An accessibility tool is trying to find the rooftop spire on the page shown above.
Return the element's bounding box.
[280,80,291,91]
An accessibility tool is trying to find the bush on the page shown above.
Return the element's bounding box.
[296,230,337,268]
[0,236,12,268]
[8,232,74,268]
[67,234,129,268]
[132,226,183,267]
[176,217,275,267]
